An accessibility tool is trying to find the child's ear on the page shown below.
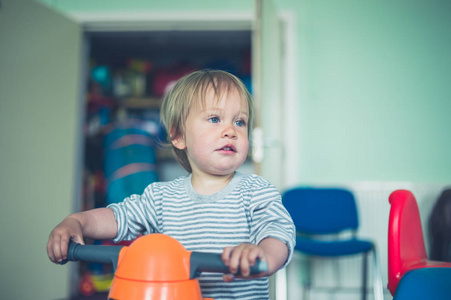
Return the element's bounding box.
[171,133,187,150]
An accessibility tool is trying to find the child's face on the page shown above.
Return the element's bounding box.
[173,86,249,177]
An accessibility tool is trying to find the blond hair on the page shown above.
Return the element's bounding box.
[160,69,254,173]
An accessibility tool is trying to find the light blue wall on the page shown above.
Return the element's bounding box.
[289,1,451,183]
[35,0,451,183]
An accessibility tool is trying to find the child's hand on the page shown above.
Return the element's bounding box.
[47,216,84,264]
[221,243,267,282]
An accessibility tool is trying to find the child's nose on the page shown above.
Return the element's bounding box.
[222,124,237,138]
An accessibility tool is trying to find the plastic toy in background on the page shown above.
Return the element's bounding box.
[113,59,153,98]
[127,58,153,74]
[85,78,116,137]
[123,110,166,144]
[387,189,451,299]
[62,233,267,300]
[91,65,113,95]
[114,71,145,99]
[85,106,113,137]
[152,64,197,98]
[78,239,136,296]
[103,125,159,205]
[79,271,113,296]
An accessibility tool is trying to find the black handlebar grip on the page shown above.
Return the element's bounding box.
[189,252,268,279]
[62,242,124,270]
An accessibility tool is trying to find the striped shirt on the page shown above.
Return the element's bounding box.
[108,172,295,300]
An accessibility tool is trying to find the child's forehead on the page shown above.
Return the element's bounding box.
[193,84,249,112]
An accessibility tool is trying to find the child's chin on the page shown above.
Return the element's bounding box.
[207,158,246,175]
[211,166,240,176]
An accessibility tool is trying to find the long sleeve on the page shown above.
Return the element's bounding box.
[107,182,162,242]
[247,176,296,266]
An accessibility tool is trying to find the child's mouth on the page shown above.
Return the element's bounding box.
[218,145,236,152]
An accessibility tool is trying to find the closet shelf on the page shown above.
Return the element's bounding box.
[122,97,162,109]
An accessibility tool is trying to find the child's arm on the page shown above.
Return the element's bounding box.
[47,207,117,264]
[221,237,288,281]
[258,237,289,274]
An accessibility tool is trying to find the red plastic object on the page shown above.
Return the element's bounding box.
[387,189,451,296]
[108,233,213,300]
[79,273,96,296]
[152,66,196,97]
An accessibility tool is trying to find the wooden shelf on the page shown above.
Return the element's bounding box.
[123,97,162,109]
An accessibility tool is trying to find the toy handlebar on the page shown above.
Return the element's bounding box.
[63,242,124,270]
[58,234,269,300]
[63,239,267,278]
[190,252,268,278]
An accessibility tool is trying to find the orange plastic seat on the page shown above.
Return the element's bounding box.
[109,234,207,300]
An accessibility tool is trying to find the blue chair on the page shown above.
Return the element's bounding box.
[283,187,383,300]
[393,268,451,300]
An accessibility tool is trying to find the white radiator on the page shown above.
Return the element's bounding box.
[285,182,448,300]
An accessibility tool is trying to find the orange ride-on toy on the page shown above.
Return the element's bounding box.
[62,233,267,300]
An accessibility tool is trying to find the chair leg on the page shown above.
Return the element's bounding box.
[361,251,368,300]
[371,246,384,300]
[274,268,288,300]
[301,256,312,300]
[303,281,311,300]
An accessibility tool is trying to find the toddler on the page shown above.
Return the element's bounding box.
[47,69,296,300]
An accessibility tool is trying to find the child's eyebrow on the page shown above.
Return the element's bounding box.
[238,112,249,119]
[203,108,249,118]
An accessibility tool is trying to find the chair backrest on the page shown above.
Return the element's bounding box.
[282,187,359,235]
[387,189,427,295]
[428,188,451,261]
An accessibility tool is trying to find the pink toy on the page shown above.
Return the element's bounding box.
[387,189,451,295]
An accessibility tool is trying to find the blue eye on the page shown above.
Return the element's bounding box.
[209,116,220,123]
[235,120,246,127]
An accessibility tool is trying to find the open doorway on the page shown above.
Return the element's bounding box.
[73,8,296,298]
[76,27,255,297]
